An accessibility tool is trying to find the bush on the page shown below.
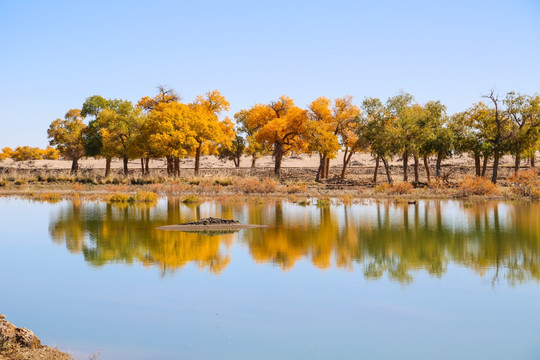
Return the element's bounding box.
[375,181,413,195]
[182,195,200,204]
[458,176,501,196]
[131,190,159,202]
[233,177,279,194]
[316,197,331,207]
[509,170,540,198]
[214,177,233,186]
[36,192,62,203]
[286,184,307,194]
[107,190,158,203]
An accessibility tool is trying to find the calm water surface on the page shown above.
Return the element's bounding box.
[0,197,539,359]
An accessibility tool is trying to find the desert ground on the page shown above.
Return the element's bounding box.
[0,152,525,183]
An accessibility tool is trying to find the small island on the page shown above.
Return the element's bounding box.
[157,217,269,231]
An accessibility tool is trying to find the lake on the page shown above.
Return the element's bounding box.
[0,197,539,359]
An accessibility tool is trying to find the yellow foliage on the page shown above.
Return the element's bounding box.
[11,146,43,161]
[510,170,540,198]
[458,176,501,196]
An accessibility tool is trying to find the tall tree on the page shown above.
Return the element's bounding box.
[452,104,493,177]
[138,85,181,112]
[504,92,540,172]
[361,97,400,183]
[47,109,87,175]
[218,133,246,168]
[143,102,198,177]
[97,101,146,176]
[483,91,513,183]
[235,109,268,168]
[245,96,309,176]
[387,91,415,182]
[307,97,340,181]
[189,90,233,175]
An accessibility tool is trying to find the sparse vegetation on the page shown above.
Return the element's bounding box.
[458,176,501,197]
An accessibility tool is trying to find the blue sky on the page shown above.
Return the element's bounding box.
[1,0,539,148]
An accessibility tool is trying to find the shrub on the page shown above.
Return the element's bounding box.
[509,170,540,198]
[107,193,131,203]
[182,195,200,204]
[458,176,501,196]
[233,177,278,194]
[297,199,311,206]
[375,181,413,195]
[286,184,307,194]
[131,190,159,202]
[316,197,331,207]
[108,190,158,203]
[214,177,233,186]
[37,192,62,203]
[14,179,26,186]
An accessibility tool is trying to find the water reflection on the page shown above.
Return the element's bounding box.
[49,199,540,284]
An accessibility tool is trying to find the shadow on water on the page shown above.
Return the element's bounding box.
[48,198,540,284]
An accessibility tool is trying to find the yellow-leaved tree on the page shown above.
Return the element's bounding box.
[143,102,198,177]
[189,90,233,175]
[47,109,87,175]
[307,96,362,181]
[96,101,146,176]
[307,97,340,181]
[234,109,268,168]
[244,96,309,176]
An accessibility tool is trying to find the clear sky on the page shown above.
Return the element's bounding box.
[1,0,539,148]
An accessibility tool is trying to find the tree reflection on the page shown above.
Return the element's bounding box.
[49,198,540,284]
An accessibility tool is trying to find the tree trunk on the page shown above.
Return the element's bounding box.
[145,158,150,175]
[140,158,145,174]
[123,156,129,176]
[491,151,500,184]
[413,155,419,183]
[381,156,393,183]
[174,157,180,178]
[402,152,408,182]
[482,156,489,177]
[341,150,354,180]
[531,156,536,168]
[105,157,111,177]
[274,144,283,176]
[316,154,325,182]
[474,154,481,176]
[373,156,380,183]
[324,158,330,179]
[251,155,257,168]
[234,157,240,168]
[436,154,442,178]
[194,144,202,176]
[166,156,173,176]
[70,157,79,176]
[423,156,431,183]
[514,154,520,173]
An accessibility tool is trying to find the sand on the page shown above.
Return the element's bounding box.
[0,152,518,170]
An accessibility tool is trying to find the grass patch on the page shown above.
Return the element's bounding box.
[107,190,158,203]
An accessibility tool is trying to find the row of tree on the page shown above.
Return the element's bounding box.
[44,87,540,183]
[0,146,59,161]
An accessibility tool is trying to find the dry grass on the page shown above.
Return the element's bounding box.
[375,181,414,195]
[232,177,279,194]
[509,170,540,198]
[107,190,158,203]
[457,176,501,196]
